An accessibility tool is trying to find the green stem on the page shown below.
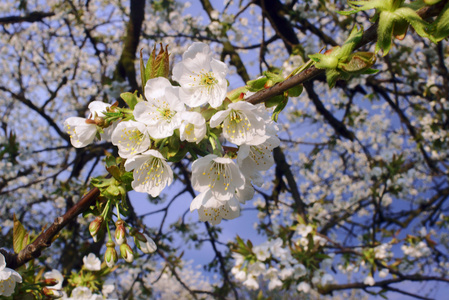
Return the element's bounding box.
[106,221,113,242]
[209,132,222,156]
[116,202,121,220]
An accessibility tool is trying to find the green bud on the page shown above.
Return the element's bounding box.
[129,228,147,243]
[89,216,103,242]
[145,43,170,82]
[120,243,134,263]
[105,241,118,268]
[115,220,126,245]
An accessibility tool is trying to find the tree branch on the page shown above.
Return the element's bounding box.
[245,3,444,105]
[0,11,55,25]
[1,184,101,269]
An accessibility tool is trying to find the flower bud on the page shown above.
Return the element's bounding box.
[94,116,105,126]
[264,79,274,89]
[115,220,126,245]
[120,243,134,263]
[129,228,147,243]
[137,234,157,254]
[89,216,103,242]
[42,287,64,299]
[105,241,118,268]
[42,278,60,286]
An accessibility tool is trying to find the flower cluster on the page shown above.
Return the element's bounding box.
[231,225,331,293]
[64,42,280,226]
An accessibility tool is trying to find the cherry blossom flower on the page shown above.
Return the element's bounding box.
[111,120,151,158]
[210,101,266,145]
[68,286,101,300]
[190,190,240,225]
[297,281,311,293]
[83,253,101,271]
[191,155,245,200]
[179,111,207,143]
[124,149,173,197]
[0,253,22,297]
[64,101,110,148]
[172,42,228,108]
[364,275,375,286]
[237,135,280,185]
[134,77,185,139]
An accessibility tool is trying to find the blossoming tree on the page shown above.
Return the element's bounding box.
[1,0,449,299]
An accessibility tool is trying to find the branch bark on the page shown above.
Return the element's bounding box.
[0,11,55,25]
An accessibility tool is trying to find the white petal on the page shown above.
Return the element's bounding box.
[88,101,110,117]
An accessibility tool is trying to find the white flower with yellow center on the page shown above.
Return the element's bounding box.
[179,111,207,144]
[134,77,185,139]
[191,155,245,201]
[111,120,151,158]
[237,136,279,187]
[190,190,240,225]
[64,101,110,148]
[238,136,280,171]
[125,149,173,197]
[173,42,228,108]
[210,101,266,146]
[0,253,22,297]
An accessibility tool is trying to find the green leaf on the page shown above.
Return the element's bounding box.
[376,10,396,55]
[394,7,430,40]
[272,96,288,122]
[287,85,303,97]
[431,2,449,42]
[120,91,141,110]
[265,94,284,108]
[392,18,409,40]
[106,165,121,181]
[336,9,360,15]
[339,25,363,58]
[105,155,117,168]
[246,76,268,92]
[326,69,341,88]
[424,0,442,5]
[13,214,29,254]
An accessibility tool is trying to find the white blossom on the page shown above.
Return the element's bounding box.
[172,42,228,108]
[0,253,22,297]
[210,101,267,146]
[111,120,151,158]
[64,101,110,148]
[134,77,185,139]
[190,190,240,225]
[363,275,375,286]
[297,281,311,293]
[83,253,101,271]
[125,149,173,197]
[191,155,245,200]
[179,111,207,143]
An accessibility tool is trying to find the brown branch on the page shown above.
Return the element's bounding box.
[245,3,443,106]
[1,185,101,269]
[273,147,307,220]
[0,11,55,25]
